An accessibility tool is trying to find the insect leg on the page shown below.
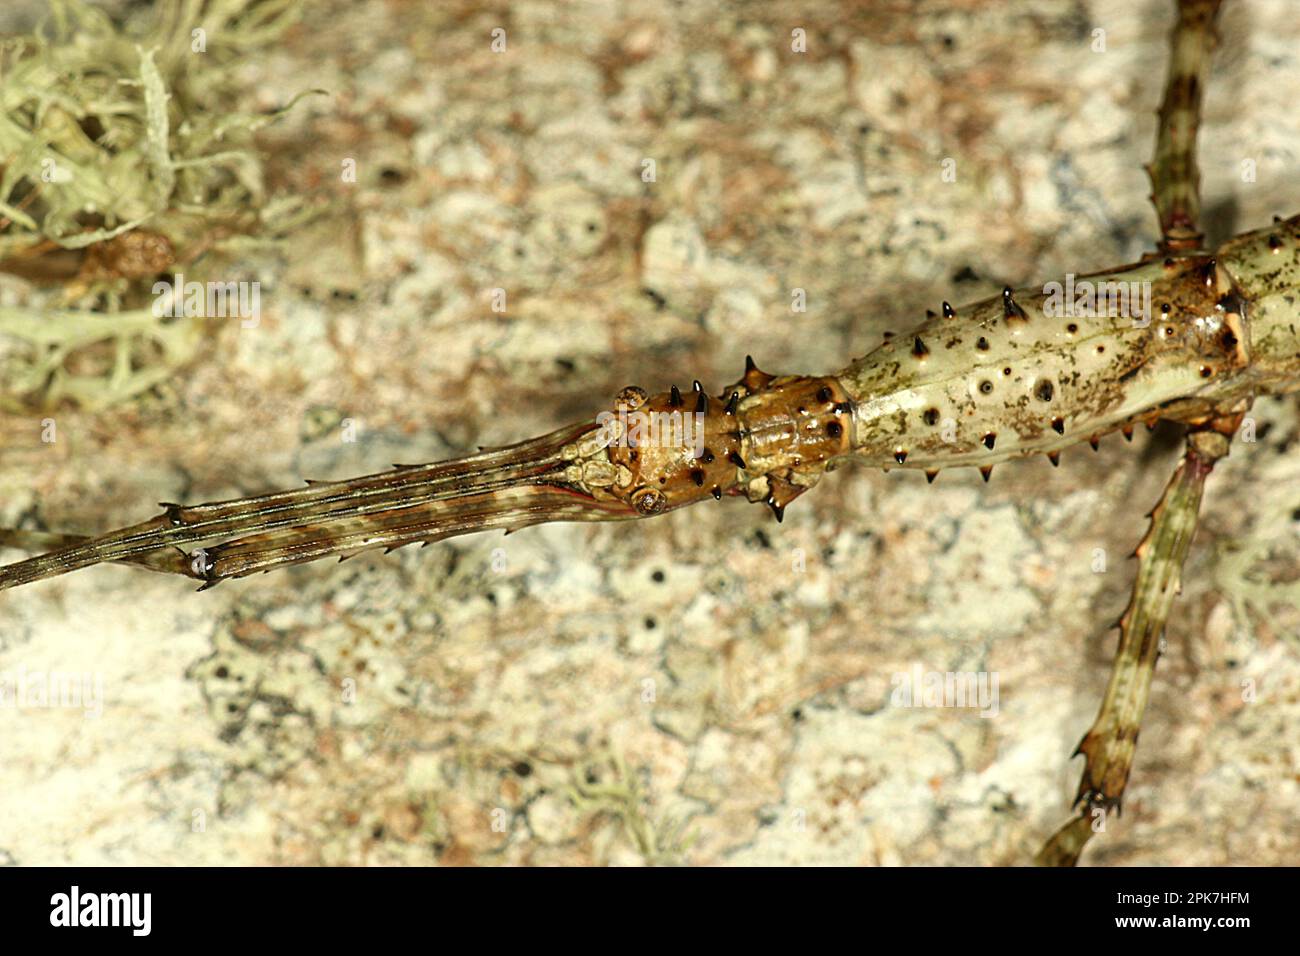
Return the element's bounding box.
[1036,424,1233,866]
[1148,0,1224,253]
[0,528,198,579]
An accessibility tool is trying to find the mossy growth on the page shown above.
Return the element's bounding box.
[0,0,325,410]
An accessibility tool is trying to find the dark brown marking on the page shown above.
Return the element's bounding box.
[1002,286,1027,322]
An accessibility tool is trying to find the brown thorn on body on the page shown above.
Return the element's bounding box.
[982,433,996,450]
[925,469,939,484]
[979,465,993,482]
[942,301,955,319]
[1051,417,1065,435]
[695,390,708,414]
[669,385,683,407]
[894,449,908,464]
[1047,451,1061,467]
[1002,286,1027,322]
[912,336,930,359]
[724,391,739,415]
[742,355,775,390]
[729,451,746,469]
[1122,425,1135,441]
[1089,435,1101,451]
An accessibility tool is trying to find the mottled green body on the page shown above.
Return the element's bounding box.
[835,213,1300,474]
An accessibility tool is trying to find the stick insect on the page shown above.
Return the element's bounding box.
[1,0,1295,864]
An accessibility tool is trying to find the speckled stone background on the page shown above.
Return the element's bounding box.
[1,0,1298,865]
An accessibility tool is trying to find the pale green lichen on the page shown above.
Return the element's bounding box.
[566,750,696,865]
[0,0,324,409]
[0,303,202,410]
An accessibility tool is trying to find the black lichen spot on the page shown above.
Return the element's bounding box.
[513,761,533,777]
[651,569,665,583]
[923,407,940,426]
[1035,380,1054,402]
[1066,323,1078,334]
[976,337,990,351]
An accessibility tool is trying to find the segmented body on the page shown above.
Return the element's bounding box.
[571,213,1300,521]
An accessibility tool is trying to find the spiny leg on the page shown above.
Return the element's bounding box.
[0,529,197,579]
[1036,423,1236,866]
[1038,0,1231,867]
[1147,0,1224,254]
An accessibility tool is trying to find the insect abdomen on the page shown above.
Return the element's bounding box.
[836,255,1249,472]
